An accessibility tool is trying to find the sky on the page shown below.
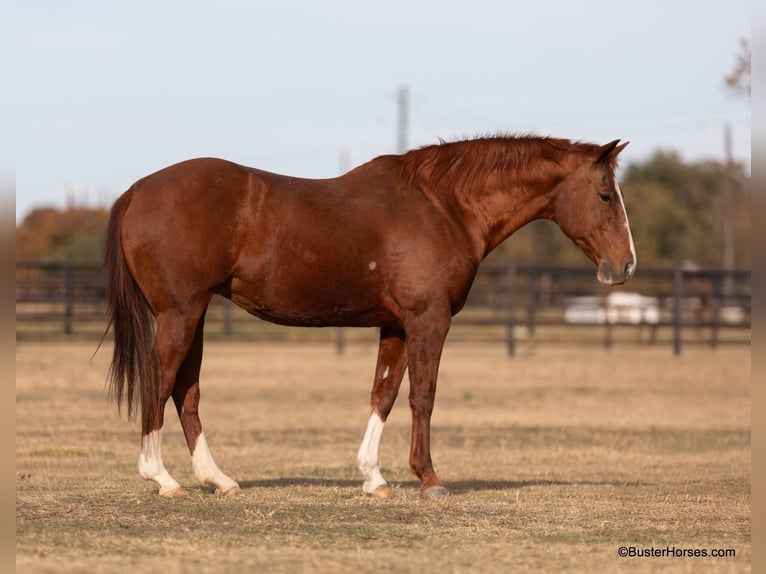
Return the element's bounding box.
[10,0,751,222]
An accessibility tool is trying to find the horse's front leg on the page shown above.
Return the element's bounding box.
[356,327,407,497]
[404,306,451,500]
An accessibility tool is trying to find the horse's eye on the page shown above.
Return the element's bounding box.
[598,192,612,204]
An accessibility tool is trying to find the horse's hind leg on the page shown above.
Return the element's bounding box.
[137,308,203,496]
[172,310,240,495]
[356,327,407,497]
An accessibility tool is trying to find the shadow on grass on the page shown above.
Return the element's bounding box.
[238,477,647,492]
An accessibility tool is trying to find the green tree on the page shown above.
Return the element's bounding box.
[622,151,749,268]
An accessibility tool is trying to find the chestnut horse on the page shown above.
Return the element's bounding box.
[105,135,635,500]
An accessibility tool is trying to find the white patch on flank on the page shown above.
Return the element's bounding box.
[614,175,637,268]
[356,413,387,493]
[382,366,390,379]
[138,429,182,495]
[368,261,377,271]
[192,432,240,493]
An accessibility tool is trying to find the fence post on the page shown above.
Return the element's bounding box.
[526,267,536,338]
[672,265,683,356]
[63,259,74,335]
[223,301,232,336]
[604,309,613,350]
[505,261,516,356]
[710,274,721,350]
[335,328,345,355]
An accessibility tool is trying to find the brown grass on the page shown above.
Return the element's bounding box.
[16,340,750,573]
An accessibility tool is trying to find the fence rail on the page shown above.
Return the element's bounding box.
[16,260,751,354]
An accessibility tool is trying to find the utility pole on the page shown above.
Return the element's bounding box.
[397,85,409,154]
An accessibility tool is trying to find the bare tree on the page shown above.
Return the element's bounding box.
[725,38,750,101]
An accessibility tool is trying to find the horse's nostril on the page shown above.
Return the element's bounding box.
[624,260,635,278]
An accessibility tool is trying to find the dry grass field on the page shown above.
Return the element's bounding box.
[16,340,750,573]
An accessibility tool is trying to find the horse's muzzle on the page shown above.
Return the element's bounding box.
[597,258,636,286]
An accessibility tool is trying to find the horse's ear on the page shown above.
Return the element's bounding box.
[614,141,629,155]
[596,140,629,164]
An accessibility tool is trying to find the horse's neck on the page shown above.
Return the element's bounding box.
[432,159,568,260]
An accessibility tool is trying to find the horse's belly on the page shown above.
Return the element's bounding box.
[228,275,399,329]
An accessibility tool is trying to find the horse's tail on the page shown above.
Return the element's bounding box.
[103,187,159,427]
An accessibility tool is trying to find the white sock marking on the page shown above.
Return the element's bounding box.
[192,432,239,493]
[356,413,387,493]
[138,429,182,495]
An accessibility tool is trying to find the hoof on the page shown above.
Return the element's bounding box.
[421,486,450,501]
[369,484,394,499]
[159,486,187,498]
[221,485,241,497]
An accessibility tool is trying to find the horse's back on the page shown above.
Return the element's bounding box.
[127,157,354,216]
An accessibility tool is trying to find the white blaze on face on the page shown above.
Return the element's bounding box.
[356,412,387,493]
[614,175,637,270]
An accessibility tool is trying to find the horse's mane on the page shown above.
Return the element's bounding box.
[371,135,612,190]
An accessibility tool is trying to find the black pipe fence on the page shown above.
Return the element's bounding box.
[16,260,750,355]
